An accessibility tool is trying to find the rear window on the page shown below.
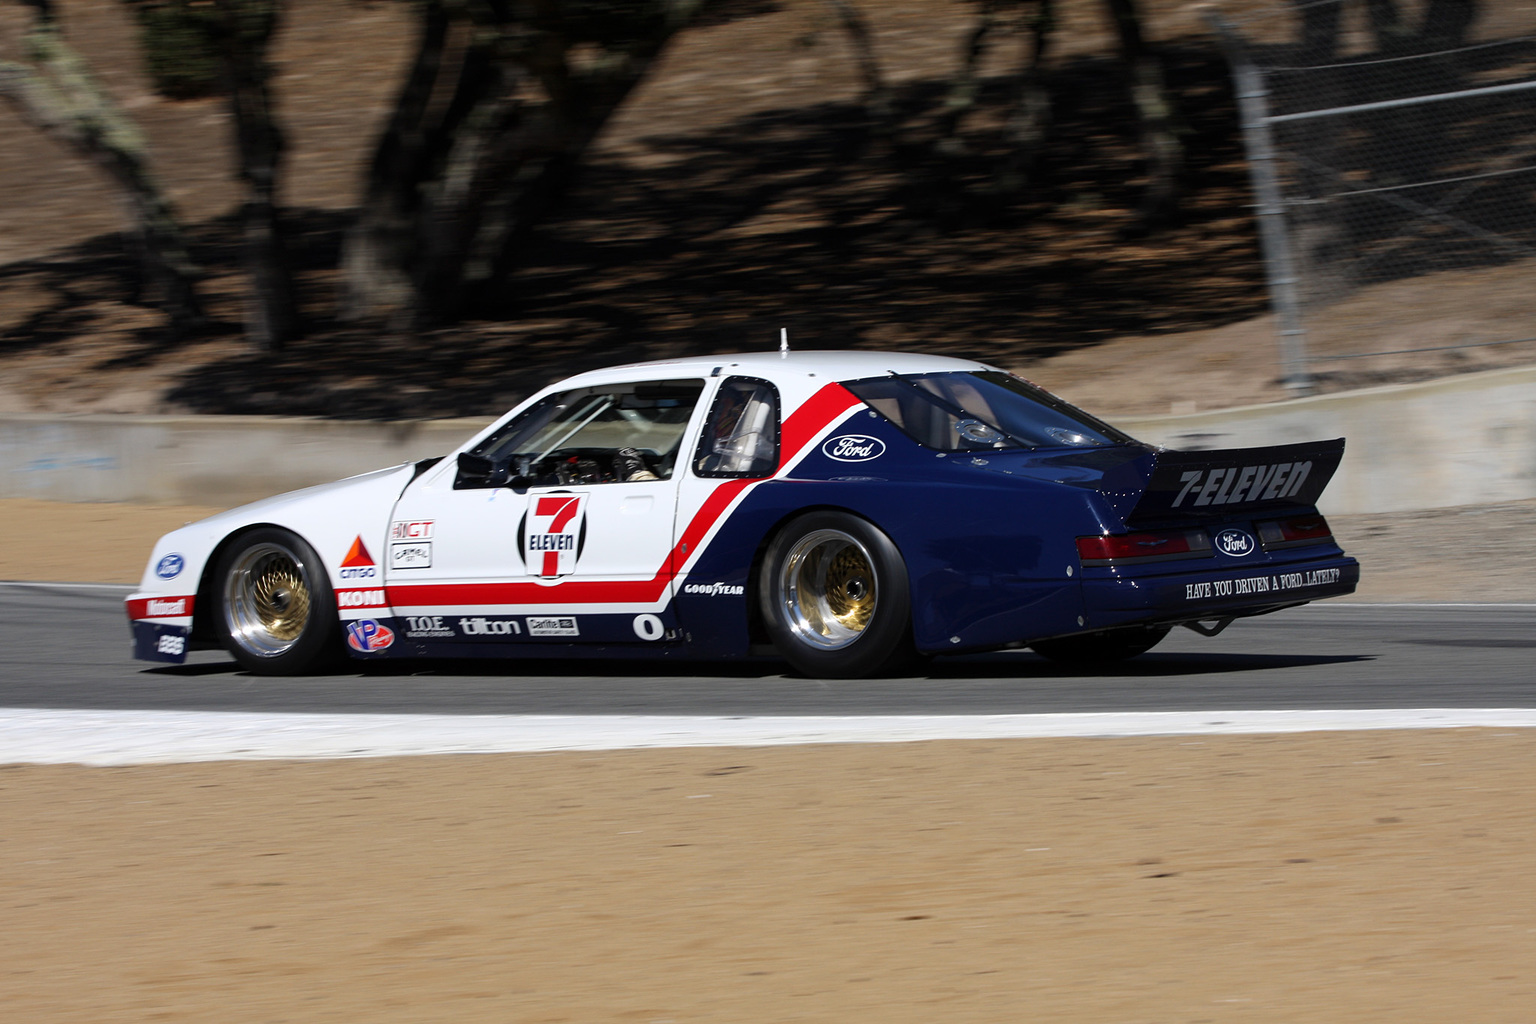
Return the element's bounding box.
[843,371,1133,452]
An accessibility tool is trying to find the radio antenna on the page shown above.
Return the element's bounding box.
[779,327,789,357]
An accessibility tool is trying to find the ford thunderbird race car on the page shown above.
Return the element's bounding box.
[127,351,1359,677]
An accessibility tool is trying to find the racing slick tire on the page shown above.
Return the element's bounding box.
[759,511,917,678]
[1029,624,1170,665]
[214,527,341,675]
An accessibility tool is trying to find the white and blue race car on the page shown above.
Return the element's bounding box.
[127,351,1359,677]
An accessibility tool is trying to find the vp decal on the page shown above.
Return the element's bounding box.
[345,618,395,652]
[525,494,586,579]
[821,434,886,462]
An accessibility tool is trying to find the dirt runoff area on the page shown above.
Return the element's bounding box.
[3,498,1534,1023]
[0,736,1531,1023]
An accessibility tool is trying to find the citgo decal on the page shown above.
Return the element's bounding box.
[339,536,378,579]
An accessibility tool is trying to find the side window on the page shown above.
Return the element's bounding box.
[456,379,704,488]
[693,378,780,479]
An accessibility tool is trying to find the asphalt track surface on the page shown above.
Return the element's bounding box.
[2,585,1532,715]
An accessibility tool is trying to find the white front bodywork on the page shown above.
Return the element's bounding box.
[128,351,995,653]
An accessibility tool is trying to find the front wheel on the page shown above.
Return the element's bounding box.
[1029,624,1170,665]
[214,528,339,675]
[759,512,915,678]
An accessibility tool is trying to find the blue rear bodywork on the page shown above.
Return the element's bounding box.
[674,412,1357,657]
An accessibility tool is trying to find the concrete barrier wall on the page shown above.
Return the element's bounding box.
[1117,365,1536,515]
[0,414,492,507]
[2,364,1532,513]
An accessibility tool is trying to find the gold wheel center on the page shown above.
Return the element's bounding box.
[820,547,875,632]
[252,560,309,642]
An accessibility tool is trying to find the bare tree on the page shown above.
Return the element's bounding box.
[0,0,204,333]
[940,0,1054,185]
[209,0,300,351]
[341,0,714,326]
[942,0,1183,222]
[1104,0,1181,223]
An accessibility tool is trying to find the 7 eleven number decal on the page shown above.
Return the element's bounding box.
[527,494,585,579]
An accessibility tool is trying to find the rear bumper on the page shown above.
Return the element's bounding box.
[1079,554,1360,630]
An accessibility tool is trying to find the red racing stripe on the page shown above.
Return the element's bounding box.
[384,382,862,609]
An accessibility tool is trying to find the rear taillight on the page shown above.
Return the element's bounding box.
[1076,529,1213,566]
[1257,514,1334,549]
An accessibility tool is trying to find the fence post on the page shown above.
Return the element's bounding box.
[1207,12,1312,395]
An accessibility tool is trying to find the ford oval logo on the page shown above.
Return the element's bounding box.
[822,434,886,462]
[1215,528,1256,558]
[155,553,185,579]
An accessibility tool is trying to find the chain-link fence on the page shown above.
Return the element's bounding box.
[1207,0,1536,392]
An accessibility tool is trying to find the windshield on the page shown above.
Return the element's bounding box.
[844,371,1134,452]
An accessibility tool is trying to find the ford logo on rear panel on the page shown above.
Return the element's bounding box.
[1215,528,1257,557]
[822,435,886,462]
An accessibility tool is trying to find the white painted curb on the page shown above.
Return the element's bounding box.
[1,708,1532,766]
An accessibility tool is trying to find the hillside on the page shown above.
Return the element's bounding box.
[2,0,1533,421]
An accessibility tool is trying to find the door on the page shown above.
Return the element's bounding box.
[384,377,708,648]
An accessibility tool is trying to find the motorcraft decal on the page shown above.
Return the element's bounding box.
[127,596,196,619]
[384,383,863,610]
[1128,439,1345,523]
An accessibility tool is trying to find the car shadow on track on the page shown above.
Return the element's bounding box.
[144,650,1374,682]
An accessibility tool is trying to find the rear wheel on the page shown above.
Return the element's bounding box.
[759,512,915,678]
[215,528,339,674]
[1029,625,1170,665]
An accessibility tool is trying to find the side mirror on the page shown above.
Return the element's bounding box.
[454,452,512,489]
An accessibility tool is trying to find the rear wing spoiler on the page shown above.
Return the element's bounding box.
[1125,439,1345,526]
